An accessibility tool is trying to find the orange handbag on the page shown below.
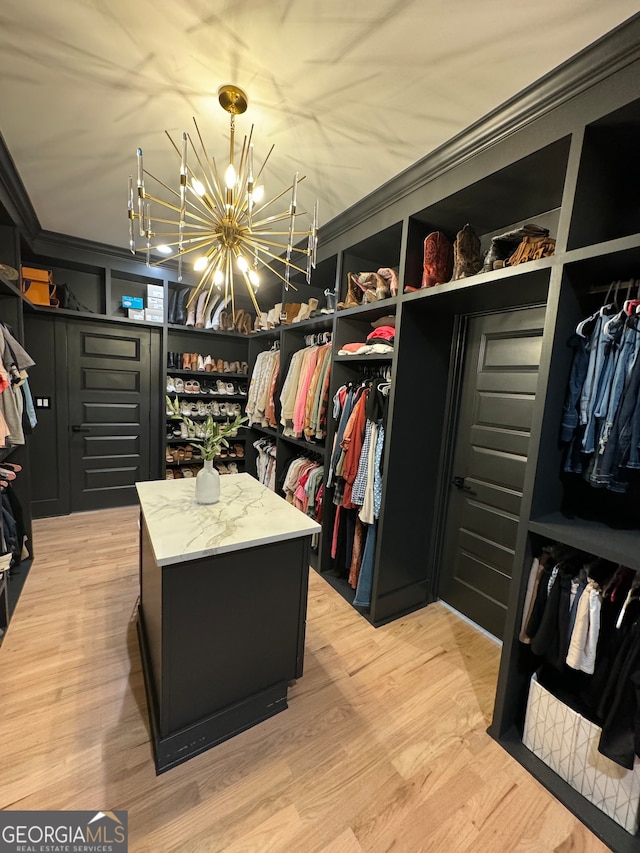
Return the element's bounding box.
[21,267,59,307]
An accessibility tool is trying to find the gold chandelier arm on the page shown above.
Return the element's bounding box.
[142,192,218,229]
[190,120,227,209]
[249,176,306,218]
[251,211,298,228]
[258,258,299,291]
[253,143,275,186]
[245,240,309,277]
[240,267,262,315]
[143,170,180,201]
[242,235,310,255]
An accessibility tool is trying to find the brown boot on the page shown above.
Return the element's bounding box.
[183,352,192,370]
[451,224,483,281]
[422,232,453,288]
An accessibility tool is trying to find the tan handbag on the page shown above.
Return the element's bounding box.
[21,267,59,307]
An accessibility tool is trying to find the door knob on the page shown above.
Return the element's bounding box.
[452,475,476,495]
[71,425,91,432]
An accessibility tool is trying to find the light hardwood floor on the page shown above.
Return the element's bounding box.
[0,507,608,852]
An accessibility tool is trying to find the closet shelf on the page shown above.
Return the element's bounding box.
[23,302,159,328]
[165,414,241,423]
[493,728,638,853]
[165,458,245,467]
[166,370,248,379]
[166,392,246,401]
[333,353,393,363]
[563,231,640,266]
[278,433,325,451]
[166,437,245,445]
[249,425,279,438]
[402,255,556,305]
[167,323,250,338]
[335,298,399,321]
[528,513,640,570]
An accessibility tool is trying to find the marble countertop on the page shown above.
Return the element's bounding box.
[136,472,321,566]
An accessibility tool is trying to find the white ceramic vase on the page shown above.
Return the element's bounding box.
[195,458,220,504]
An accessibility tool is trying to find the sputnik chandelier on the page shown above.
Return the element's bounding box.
[127,84,319,319]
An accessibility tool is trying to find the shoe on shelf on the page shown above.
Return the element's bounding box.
[195,290,208,328]
[234,443,245,458]
[216,358,224,373]
[185,292,197,326]
[211,401,221,416]
[240,362,248,375]
[165,469,174,480]
[292,302,309,323]
[238,384,248,396]
[182,353,192,370]
[214,462,230,474]
[174,377,184,393]
[190,353,198,370]
[197,354,205,371]
[227,462,239,474]
[204,355,213,371]
[225,382,235,395]
[165,447,174,463]
[166,376,175,393]
[182,467,194,477]
[173,469,184,479]
[174,287,191,325]
[204,294,222,329]
[215,379,227,394]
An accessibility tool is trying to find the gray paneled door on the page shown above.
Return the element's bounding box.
[439,305,546,639]
[68,322,152,511]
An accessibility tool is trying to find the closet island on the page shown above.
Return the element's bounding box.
[136,473,319,773]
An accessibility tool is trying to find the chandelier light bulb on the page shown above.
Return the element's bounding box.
[155,245,173,255]
[193,256,208,271]
[253,185,265,204]
[191,179,206,197]
[249,270,260,287]
[214,269,224,286]
[224,163,236,190]
[237,256,249,272]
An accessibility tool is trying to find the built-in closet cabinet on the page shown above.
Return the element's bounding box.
[247,19,640,848]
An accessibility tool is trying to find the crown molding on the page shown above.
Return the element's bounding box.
[0,132,40,242]
[319,13,640,245]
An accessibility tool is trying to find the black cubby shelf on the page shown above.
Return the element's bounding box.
[249,425,279,439]
[166,370,248,379]
[278,433,325,452]
[333,353,393,363]
[492,730,638,853]
[166,437,246,445]
[334,298,399,321]
[167,323,250,338]
[528,513,640,571]
[401,254,556,304]
[166,392,246,401]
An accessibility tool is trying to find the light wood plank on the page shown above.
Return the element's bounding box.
[0,507,609,852]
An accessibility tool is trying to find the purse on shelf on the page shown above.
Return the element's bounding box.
[21,266,59,308]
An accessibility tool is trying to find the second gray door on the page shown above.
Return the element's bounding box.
[439,305,546,638]
[68,321,153,512]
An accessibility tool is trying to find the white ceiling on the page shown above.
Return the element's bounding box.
[0,1,637,251]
